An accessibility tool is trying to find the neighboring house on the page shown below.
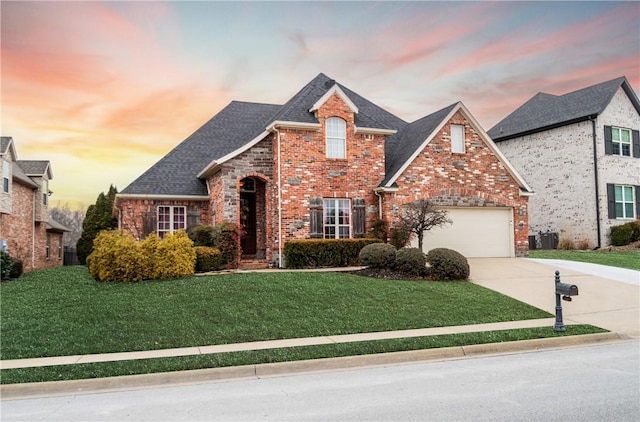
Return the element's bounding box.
[488,77,640,249]
[116,73,533,264]
[0,137,69,271]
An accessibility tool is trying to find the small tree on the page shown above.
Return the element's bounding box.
[398,199,451,250]
[77,185,118,264]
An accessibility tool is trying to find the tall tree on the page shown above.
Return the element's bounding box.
[49,203,85,248]
[76,185,118,264]
[398,199,452,250]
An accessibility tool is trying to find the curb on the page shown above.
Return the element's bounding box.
[0,332,622,401]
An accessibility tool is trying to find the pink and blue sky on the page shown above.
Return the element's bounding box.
[2,1,639,208]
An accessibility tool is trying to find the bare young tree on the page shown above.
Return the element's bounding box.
[49,202,85,248]
[398,199,452,250]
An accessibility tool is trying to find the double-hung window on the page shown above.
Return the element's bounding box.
[451,124,465,153]
[612,127,631,157]
[157,206,186,238]
[326,117,346,159]
[605,126,639,157]
[323,198,351,238]
[614,185,634,219]
[2,164,9,193]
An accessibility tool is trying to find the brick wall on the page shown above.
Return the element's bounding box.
[384,110,529,256]
[270,92,386,258]
[0,181,35,269]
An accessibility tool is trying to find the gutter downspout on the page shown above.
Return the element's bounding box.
[275,128,283,268]
[32,190,36,270]
[374,190,383,219]
[591,116,602,249]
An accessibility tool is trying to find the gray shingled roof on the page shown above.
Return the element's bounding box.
[47,219,70,232]
[12,162,39,188]
[381,103,458,186]
[16,160,51,176]
[1,137,13,155]
[122,73,483,197]
[121,101,281,196]
[488,76,640,141]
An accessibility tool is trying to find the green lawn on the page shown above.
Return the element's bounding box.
[0,266,555,361]
[1,266,606,384]
[529,250,640,271]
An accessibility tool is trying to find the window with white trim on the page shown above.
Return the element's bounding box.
[451,124,465,153]
[614,185,634,219]
[157,206,186,238]
[2,163,9,193]
[46,234,51,259]
[326,117,346,159]
[42,179,48,205]
[323,198,351,238]
[612,127,631,157]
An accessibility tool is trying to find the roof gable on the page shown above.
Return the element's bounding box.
[489,76,639,141]
[16,160,52,179]
[1,136,17,159]
[309,84,359,114]
[382,102,532,193]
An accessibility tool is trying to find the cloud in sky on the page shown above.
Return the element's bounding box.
[1,1,638,208]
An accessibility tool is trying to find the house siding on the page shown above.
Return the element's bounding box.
[0,152,14,214]
[384,111,529,256]
[496,87,640,248]
[595,87,640,244]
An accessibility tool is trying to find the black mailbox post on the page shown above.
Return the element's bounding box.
[554,271,578,332]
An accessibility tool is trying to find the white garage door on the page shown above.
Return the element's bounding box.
[410,207,514,258]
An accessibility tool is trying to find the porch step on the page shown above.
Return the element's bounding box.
[239,259,270,270]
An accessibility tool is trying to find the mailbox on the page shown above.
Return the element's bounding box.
[555,282,578,296]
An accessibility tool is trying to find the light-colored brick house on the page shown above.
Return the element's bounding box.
[0,137,68,271]
[488,77,640,249]
[116,74,533,265]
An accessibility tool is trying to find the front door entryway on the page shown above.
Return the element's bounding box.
[240,191,257,255]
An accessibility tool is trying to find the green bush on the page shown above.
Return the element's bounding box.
[389,227,410,249]
[87,230,195,282]
[1,250,14,281]
[610,223,634,246]
[152,231,196,280]
[88,230,144,282]
[368,218,388,242]
[426,248,470,281]
[188,224,215,247]
[358,243,397,269]
[194,246,222,272]
[284,238,381,268]
[10,258,24,279]
[395,247,427,276]
[213,222,241,267]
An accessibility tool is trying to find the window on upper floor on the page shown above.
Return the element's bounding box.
[42,180,48,205]
[451,124,465,154]
[607,184,638,220]
[605,126,639,158]
[326,117,346,159]
[157,206,186,238]
[2,164,9,193]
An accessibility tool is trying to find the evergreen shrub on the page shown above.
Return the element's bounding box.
[152,231,196,280]
[194,246,222,272]
[10,258,24,279]
[284,238,380,268]
[426,248,470,281]
[1,250,14,281]
[610,223,634,246]
[188,224,215,247]
[213,222,241,267]
[395,247,427,276]
[358,243,397,269]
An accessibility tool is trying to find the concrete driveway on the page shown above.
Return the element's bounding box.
[468,258,640,339]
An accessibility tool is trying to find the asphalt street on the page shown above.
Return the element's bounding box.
[2,340,638,422]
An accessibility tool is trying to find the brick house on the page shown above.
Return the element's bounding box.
[0,137,69,271]
[116,74,532,264]
[488,77,640,249]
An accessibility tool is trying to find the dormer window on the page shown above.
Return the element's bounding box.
[326,117,346,159]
